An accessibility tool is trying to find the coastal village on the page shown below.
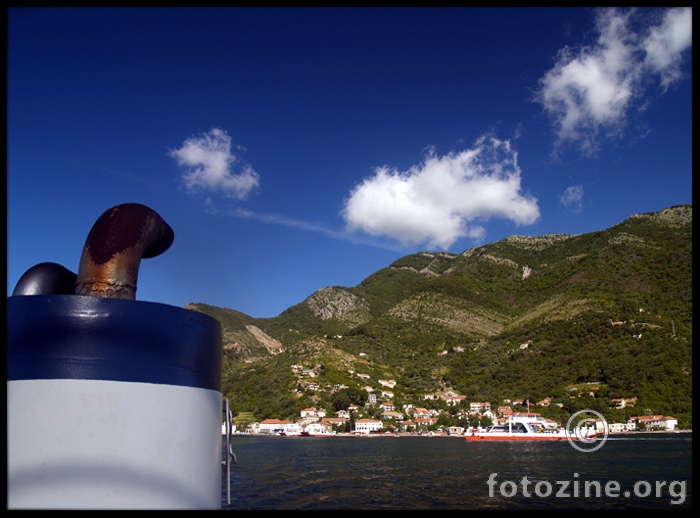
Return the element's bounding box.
[231,362,680,436]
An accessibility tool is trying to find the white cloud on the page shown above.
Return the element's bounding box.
[559,185,584,213]
[169,128,260,200]
[537,8,692,155]
[341,137,540,250]
[643,8,693,91]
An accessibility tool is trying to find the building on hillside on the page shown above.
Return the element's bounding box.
[605,420,636,433]
[610,397,638,409]
[413,408,430,418]
[318,418,345,431]
[446,395,467,406]
[481,409,495,420]
[497,406,513,417]
[413,417,437,428]
[300,407,326,420]
[470,402,491,412]
[354,419,382,434]
[630,415,678,431]
[400,420,416,431]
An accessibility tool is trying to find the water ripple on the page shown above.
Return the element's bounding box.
[222,434,692,510]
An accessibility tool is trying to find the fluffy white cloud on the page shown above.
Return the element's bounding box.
[643,8,693,90]
[341,137,540,249]
[537,8,692,155]
[559,185,584,213]
[169,128,260,199]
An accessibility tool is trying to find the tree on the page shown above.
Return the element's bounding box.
[331,387,367,411]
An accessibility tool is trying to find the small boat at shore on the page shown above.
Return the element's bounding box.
[464,415,597,442]
[277,423,303,436]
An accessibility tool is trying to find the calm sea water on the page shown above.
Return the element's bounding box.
[221,433,692,510]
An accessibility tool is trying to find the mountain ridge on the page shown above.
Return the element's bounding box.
[188,205,692,426]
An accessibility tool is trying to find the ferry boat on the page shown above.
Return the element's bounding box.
[464,414,597,442]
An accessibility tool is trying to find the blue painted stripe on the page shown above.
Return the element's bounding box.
[8,295,222,391]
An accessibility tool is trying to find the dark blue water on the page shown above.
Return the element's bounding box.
[221,434,692,509]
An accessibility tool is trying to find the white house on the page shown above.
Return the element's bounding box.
[607,421,636,433]
[300,407,326,420]
[413,407,430,418]
[481,409,495,420]
[631,415,678,431]
[354,419,382,434]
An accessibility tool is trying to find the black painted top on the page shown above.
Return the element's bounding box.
[7,295,222,392]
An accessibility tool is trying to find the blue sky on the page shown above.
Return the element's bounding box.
[7,8,692,318]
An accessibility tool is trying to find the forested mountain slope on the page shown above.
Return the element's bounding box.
[188,205,692,426]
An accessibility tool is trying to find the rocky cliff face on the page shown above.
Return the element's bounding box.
[629,205,692,226]
[245,325,284,355]
[305,287,372,328]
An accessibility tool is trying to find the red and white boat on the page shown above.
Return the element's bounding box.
[277,423,302,436]
[464,414,597,442]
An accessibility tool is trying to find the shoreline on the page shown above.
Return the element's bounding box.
[233,429,691,438]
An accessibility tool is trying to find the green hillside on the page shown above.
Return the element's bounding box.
[188,205,692,427]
